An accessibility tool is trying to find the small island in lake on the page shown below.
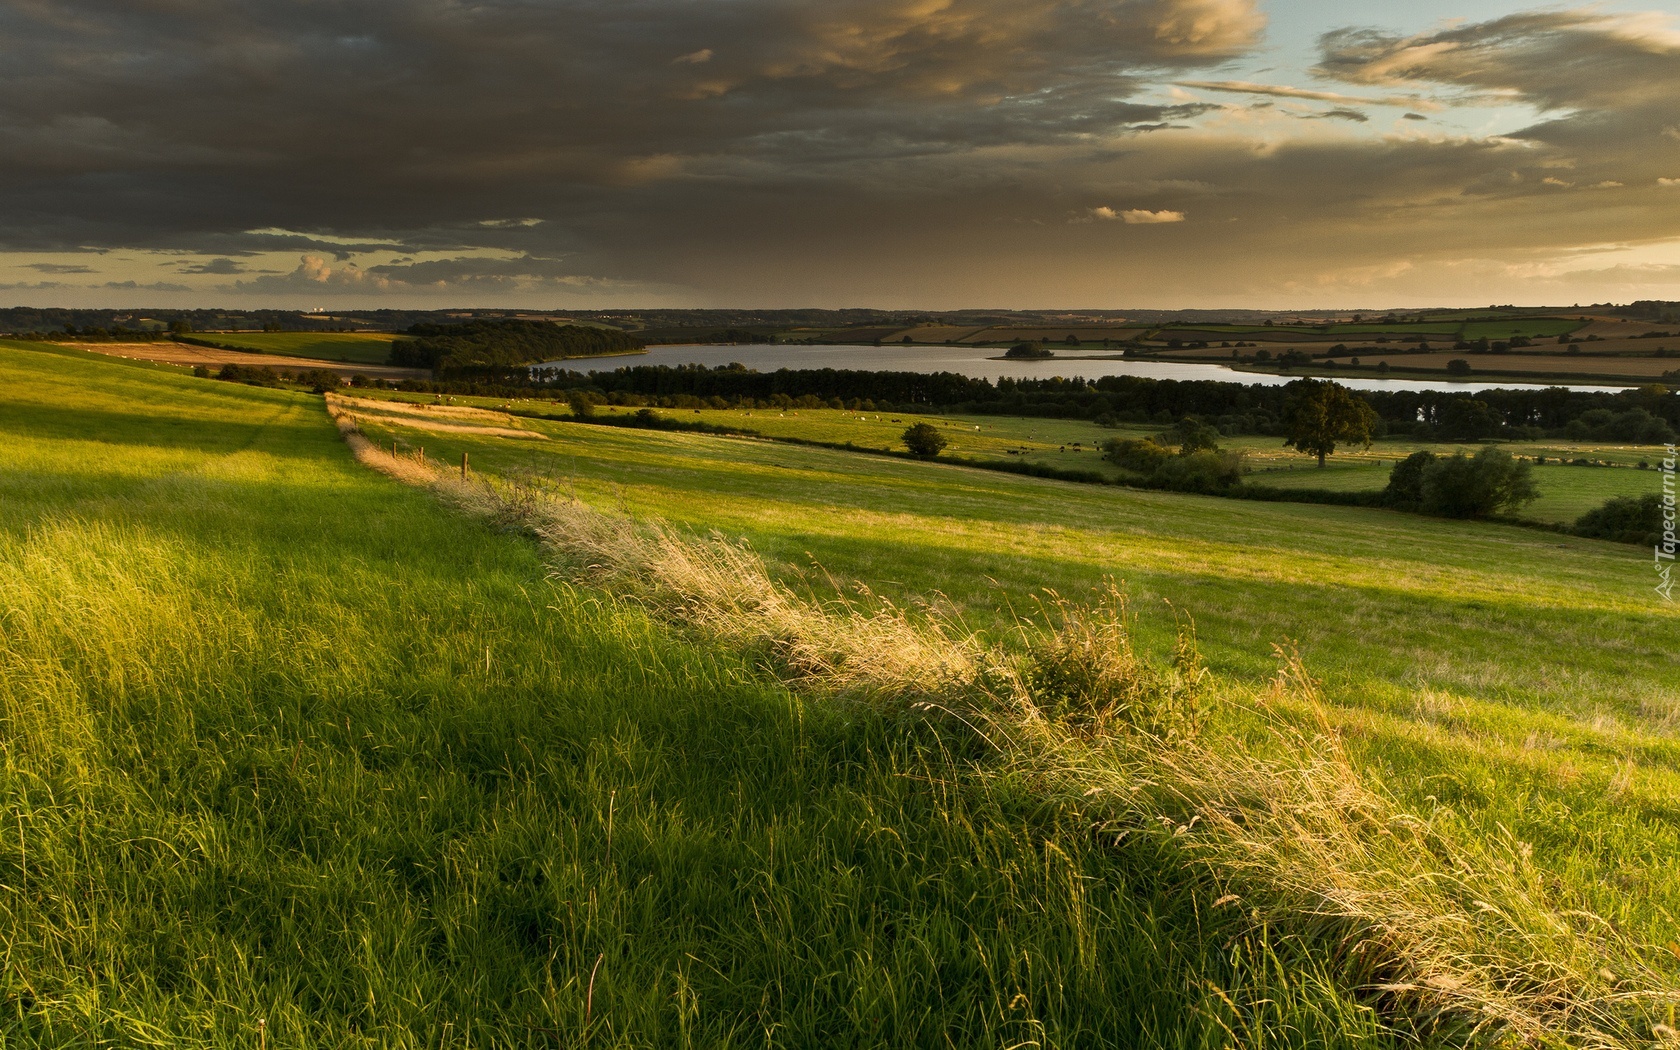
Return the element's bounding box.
[1003,341,1055,359]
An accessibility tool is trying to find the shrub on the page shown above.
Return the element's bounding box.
[1103,438,1175,475]
[1103,437,1243,493]
[902,422,948,458]
[1154,449,1244,493]
[1418,448,1539,518]
[1573,494,1662,546]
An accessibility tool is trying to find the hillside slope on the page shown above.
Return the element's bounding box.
[0,344,1430,1045]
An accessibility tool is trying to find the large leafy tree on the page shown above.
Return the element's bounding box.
[1281,379,1378,467]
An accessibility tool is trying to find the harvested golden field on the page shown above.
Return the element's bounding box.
[64,340,429,380]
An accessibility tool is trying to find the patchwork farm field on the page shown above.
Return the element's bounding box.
[5,339,1678,1048]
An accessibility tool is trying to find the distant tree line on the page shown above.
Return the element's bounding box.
[209,363,340,393]
[450,365,1678,441]
[7,324,173,342]
[388,320,643,376]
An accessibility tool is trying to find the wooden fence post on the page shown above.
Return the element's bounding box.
[461,451,469,479]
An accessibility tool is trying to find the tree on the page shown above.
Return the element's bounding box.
[1383,450,1437,511]
[1280,379,1377,467]
[1438,397,1500,441]
[902,422,947,458]
[566,388,596,417]
[1158,416,1221,454]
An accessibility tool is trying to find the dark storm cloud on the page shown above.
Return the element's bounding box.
[176,257,250,275]
[2,0,1678,305]
[0,0,1264,263]
[102,280,193,292]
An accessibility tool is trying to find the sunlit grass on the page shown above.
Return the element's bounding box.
[341,398,1680,1012]
[1,344,1427,1044]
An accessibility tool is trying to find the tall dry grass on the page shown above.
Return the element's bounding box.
[325,396,1679,1047]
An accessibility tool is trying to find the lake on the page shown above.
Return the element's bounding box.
[543,343,1631,394]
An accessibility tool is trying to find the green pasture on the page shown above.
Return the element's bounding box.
[350,393,1666,526]
[1252,457,1662,522]
[0,344,1428,1044]
[188,330,401,364]
[1460,318,1584,340]
[349,401,1680,990]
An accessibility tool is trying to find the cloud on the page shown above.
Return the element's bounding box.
[23,262,95,274]
[1178,79,1434,110]
[228,253,621,296]
[0,0,1264,247]
[176,258,248,275]
[1315,10,1680,115]
[1121,209,1186,224]
[101,280,192,292]
[231,255,391,293]
[0,0,1678,308]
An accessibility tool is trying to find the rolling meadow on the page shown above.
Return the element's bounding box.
[2,340,1678,1047]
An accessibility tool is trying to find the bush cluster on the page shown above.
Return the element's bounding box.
[1573,494,1664,546]
[1102,419,1245,494]
[1383,448,1538,518]
[214,364,341,393]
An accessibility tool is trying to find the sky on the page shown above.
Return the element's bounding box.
[2,0,1679,311]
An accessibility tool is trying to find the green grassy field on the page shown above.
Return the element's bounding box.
[340,394,1680,1008]
[1251,458,1661,522]
[1,344,1451,1045]
[344,394,1662,526]
[1459,318,1584,340]
[187,330,400,363]
[8,341,1679,1046]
